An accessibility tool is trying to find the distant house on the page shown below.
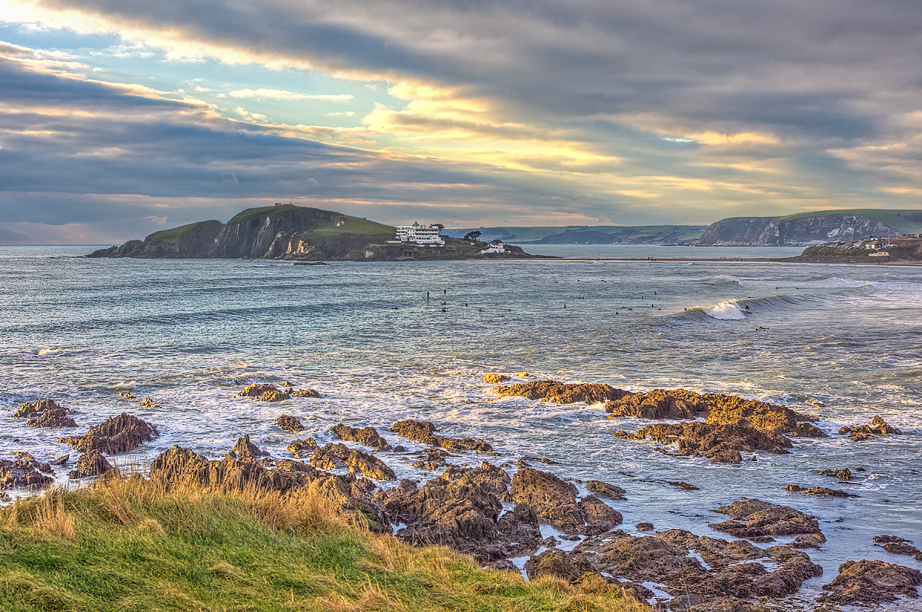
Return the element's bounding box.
[388,222,445,246]
[479,240,506,254]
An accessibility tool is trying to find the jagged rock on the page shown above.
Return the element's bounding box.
[818,559,921,604]
[621,420,792,462]
[518,455,559,465]
[491,380,629,404]
[68,449,113,479]
[784,484,857,498]
[27,406,77,428]
[412,448,451,470]
[496,504,542,557]
[292,388,322,398]
[118,392,134,399]
[310,443,395,480]
[231,434,269,461]
[0,457,54,490]
[579,494,623,535]
[57,412,158,454]
[584,480,626,500]
[140,398,158,408]
[819,468,852,480]
[604,389,823,437]
[524,549,597,583]
[791,533,827,549]
[13,399,66,419]
[511,467,618,535]
[391,419,493,453]
[377,477,505,561]
[274,414,304,433]
[332,424,392,450]
[439,461,511,500]
[235,383,290,402]
[482,373,510,384]
[287,438,317,458]
[49,454,70,466]
[839,415,902,441]
[710,498,822,541]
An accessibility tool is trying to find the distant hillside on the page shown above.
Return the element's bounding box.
[443,225,708,244]
[87,205,537,261]
[696,209,922,246]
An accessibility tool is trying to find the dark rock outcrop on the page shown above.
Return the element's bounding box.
[310,443,396,480]
[511,467,620,535]
[874,535,922,561]
[491,380,629,405]
[584,480,626,500]
[482,374,510,384]
[274,415,304,433]
[68,449,113,479]
[0,457,54,489]
[391,420,493,453]
[839,415,902,441]
[287,438,318,458]
[57,412,158,454]
[617,420,792,463]
[819,468,852,480]
[818,559,921,605]
[232,434,269,461]
[710,498,822,541]
[12,399,77,428]
[292,388,322,398]
[784,484,857,498]
[332,424,392,450]
[524,549,597,583]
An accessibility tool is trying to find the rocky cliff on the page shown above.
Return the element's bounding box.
[696,213,905,246]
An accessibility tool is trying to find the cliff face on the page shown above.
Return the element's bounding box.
[88,206,395,260]
[696,215,899,246]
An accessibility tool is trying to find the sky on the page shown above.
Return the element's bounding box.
[1,0,921,244]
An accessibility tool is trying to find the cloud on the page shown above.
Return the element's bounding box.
[229,88,353,102]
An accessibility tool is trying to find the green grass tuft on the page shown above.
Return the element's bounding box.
[0,479,645,611]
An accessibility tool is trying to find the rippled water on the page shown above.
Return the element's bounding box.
[1,246,920,607]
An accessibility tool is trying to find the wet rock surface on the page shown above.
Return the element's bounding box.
[391,419,493,453]
[274,414,304,432]
[839,415,902,441]
[291,388,322,398]
[818,468,852,480]
[511,467,620,535]
[784,484,857,498]
[710,498,822,541]
[438,461,511,500]
[57,412,158,454]
[411,448,451,470]
[874,535,922,561]
[617,421,792,463]
[0,456,55,490]
[68,449,113,479]
[818,559,922,605]
[584,479,626,500]
[332,424,392,450]
[491,380,630,404]
[310,443,396,480]
[523,549,596,583]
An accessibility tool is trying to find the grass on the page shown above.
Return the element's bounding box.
[0,476,646,612]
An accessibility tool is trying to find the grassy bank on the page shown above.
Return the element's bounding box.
[0,476,646,611]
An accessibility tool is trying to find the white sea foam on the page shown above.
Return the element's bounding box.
[37,348,63,355]
[702,300,747,320]
[111,381,138,390]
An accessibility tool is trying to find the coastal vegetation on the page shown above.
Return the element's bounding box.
[0,475,646,611]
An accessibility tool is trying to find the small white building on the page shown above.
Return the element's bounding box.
[389,222,445,246]
[479,239,506,254]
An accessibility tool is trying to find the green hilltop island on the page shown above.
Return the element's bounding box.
[88,204,540,261]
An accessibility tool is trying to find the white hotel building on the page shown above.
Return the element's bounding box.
[389,222,445,246]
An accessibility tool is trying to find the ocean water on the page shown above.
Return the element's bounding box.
[1,245,920,607]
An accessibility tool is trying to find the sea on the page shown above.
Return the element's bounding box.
[1,244,920,609]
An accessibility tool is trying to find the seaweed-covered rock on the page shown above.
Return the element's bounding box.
[391,419,493,453]
[235,383,290,402]
[710,498,822,541]
[818,559,921,605]
[0,457,54,490]
[332,424,392,450]
[584,480,626,500]
[310,443,396,480]
[287,438,318,458]
[491,380,629,405]
[274,414,304,433]
[57,412,158,454]
[68,449,113,479]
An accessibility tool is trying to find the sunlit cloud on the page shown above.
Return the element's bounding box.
[229,88,353,102]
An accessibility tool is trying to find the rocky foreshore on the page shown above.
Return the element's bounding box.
[3,380,920,611]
